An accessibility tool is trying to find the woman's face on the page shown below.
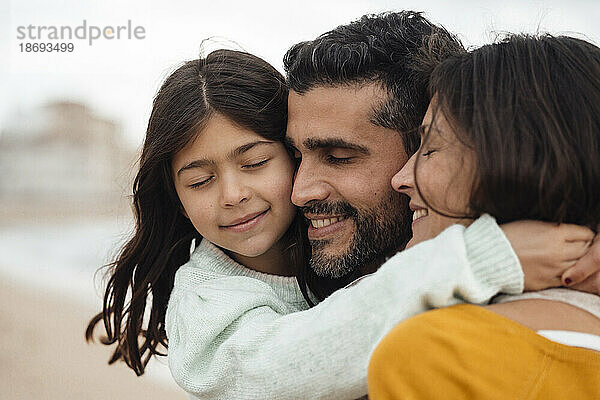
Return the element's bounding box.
[392,98,476,248]
[172,113,297,259]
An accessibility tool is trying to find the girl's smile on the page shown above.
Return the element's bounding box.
[220,208,270,232]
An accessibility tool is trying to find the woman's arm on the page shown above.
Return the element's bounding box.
[166,215,523,399]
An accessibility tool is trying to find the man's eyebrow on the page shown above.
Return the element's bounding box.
[303,137,370,154]
[177,140,274,177]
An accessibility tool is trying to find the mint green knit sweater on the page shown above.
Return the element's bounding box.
[165,215,524,399]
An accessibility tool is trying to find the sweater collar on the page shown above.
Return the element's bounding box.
[184,239,308,304]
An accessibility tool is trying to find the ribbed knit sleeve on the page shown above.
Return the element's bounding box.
[165,214,523,400]
[462,214,524,296]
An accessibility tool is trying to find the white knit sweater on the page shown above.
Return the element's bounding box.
[165,214,524,400]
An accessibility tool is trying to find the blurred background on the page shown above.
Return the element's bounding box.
[0,0,598,398]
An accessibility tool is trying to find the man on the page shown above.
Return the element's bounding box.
[284,11,464,298]
[284,11,600,298]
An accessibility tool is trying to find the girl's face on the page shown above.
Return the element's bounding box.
[172,113,297,262]
[392,98,476,248]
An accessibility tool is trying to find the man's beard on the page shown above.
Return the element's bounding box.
[302,192,412,279]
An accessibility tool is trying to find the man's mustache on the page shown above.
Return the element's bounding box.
[300,200,359,218]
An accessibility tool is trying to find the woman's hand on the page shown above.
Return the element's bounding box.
[561,225,600,293]
[500,221,595,291]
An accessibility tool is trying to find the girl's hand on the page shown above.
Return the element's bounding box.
[500,221,595,291]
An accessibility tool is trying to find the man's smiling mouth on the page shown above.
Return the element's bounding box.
[308,216,347,228]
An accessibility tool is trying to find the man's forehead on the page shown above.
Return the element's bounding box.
[287,84,386,114]
[286,84,389,148]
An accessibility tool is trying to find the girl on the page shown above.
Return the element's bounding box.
[86,49,311,375]
[87,49,591,399]
[369,34,600,399]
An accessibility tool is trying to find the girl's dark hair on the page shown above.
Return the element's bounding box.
[420,34,600,229]
[85,49,310,375]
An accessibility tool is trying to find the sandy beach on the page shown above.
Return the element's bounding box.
[0,277,188,400]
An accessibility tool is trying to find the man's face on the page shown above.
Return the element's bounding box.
[287,84,412,278]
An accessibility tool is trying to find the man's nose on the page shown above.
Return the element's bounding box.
[291,159,330,207]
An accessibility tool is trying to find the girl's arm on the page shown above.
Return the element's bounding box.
[166,215,522,400]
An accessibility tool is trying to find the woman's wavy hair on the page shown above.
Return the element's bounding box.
[419,34,600,229]
[85,49,310,375]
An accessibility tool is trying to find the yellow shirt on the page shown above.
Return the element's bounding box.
[368,304,600,399]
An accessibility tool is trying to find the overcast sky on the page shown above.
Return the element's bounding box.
[1,0,598,147]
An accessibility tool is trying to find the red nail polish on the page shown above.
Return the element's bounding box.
[565,278,572,285]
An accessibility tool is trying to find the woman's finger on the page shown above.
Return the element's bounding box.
[571,271,600,295]
[559,223,595,243]
[561,234,600,286]
[560,239,593,262]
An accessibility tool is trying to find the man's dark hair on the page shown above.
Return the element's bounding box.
[284,11,465,156]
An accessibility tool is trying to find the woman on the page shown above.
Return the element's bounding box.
[369,34,600,399]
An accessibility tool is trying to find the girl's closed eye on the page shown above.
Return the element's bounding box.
[242,158,269,169]
[421,149,437,157]
[189,176,213,189]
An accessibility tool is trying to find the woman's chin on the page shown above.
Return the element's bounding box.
[405,236,420,249]
[405,230,436,249]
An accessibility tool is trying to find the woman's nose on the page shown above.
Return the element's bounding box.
[391,152,416,194]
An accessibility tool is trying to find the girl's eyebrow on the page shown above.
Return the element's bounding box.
[177,159,213,177]
[177,140,274,177]
[229,140,274,159]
